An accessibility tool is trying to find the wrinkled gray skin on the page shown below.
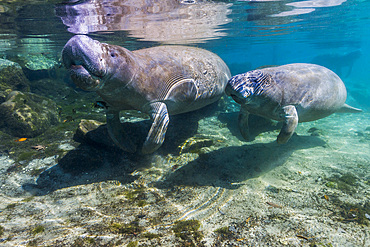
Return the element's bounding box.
[225,63,362,144]
[62,35,230,154]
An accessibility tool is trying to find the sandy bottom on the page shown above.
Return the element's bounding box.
[0,103,369,246]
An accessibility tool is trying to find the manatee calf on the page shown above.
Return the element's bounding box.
[225,63,361,144]
[62,35,230,154]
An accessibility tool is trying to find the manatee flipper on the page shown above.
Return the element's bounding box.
[142,102,169,154]
[277,105,298,144]
[238,106,250,140]
[336,104,362,113]
[106,110,136,153]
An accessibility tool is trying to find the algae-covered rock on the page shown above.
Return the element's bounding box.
[0,58,30,102]
[0,91,60,137]
[21,54,58,80]
[178,135,216,154]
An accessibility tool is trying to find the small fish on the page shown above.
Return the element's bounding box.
[93,101,108,109]
[245,217,251,223]
[15,138,27,142]
[324,195,329,201]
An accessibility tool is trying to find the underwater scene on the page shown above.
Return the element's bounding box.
[0,0,369,246]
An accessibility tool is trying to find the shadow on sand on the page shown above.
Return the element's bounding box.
[155,134,326,189]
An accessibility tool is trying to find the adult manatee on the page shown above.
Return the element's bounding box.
[225,63,361,144]
[62,35,230,154]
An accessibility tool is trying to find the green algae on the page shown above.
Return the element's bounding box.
[17,151,37,162]
[142,232,161,239]
[137,200,147,207]
[325,181,338,189]
[5,203,16,209]
[109,221,143,235]
[309,243,333,247]
[172,219,203,244]
[22,196,34,202]
[72,237,97,247]
[332,200,370,226]
[124,188,148,207]
[26,239,38,247]
[31,225,44,235]
[326,172,358,193]
[0,91,60,137]
[127,241,138,247]
[214,226,233,239]
[84,237,96,244]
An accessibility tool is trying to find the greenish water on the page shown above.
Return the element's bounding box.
[0,0,369,246]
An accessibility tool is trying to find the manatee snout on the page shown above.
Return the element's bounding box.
[62,35,107,90]
[225,75,250,104]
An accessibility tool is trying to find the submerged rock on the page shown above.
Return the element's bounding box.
[21,54,59,80]
[178,135,216,154]
[0,58,30,103]
[0,91,60,137]
[74,119,117,148]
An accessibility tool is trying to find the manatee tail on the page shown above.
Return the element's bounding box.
[336,104,362,113]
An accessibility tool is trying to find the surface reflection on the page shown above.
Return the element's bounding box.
[273,0,347,17]
[56,0,232,44]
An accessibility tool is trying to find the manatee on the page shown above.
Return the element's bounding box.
[62,35,230,154]
[225,63,361,144]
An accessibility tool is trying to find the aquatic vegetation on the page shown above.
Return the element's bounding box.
[0,58,30,93]
[0,225,3,236]
[127,241,138,247]
[84,237,95,244]
[22,196,34,202]
[214,226,233,240]
[326,172,358,193]
[31,225,45,235]
[325,181,338,189]
[0,91,60,137]
[26,239,38,247]
[17,151,36,162]
[178,136,215,154]
[109,221,143,235]
[72,237,97,246]
[5,203,16,209]
[137,200,147,207]
[124,188,148,207]
[309,242,333,247]
[172,220,203,243]
[142,232,161,239]
[332,200,370,226]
